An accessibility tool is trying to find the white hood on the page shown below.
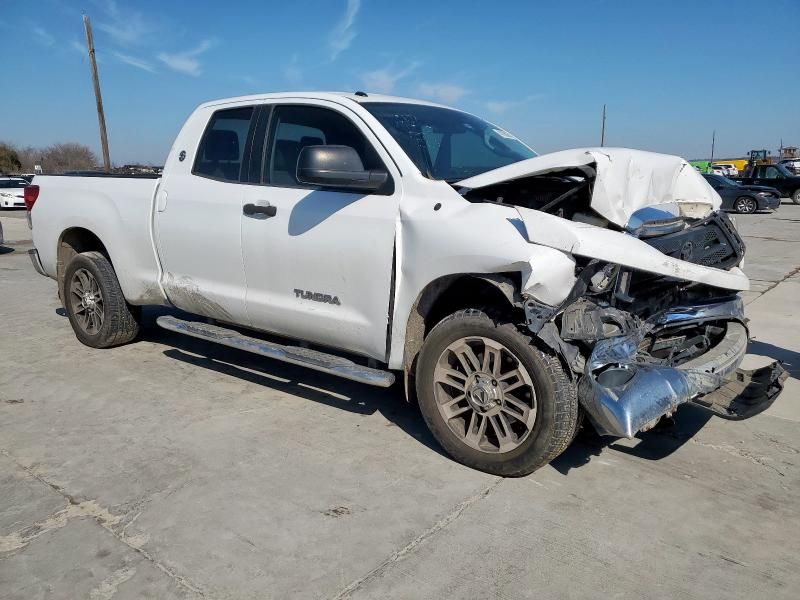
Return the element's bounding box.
[457,147,721,227]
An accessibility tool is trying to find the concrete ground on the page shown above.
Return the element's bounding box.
[1,204,799,599]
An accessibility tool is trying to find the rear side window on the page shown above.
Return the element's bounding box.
[266,105,383,187]
[193,106,254,182]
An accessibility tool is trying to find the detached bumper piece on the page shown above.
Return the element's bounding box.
[691,361,788,420]
[578,316,774,438]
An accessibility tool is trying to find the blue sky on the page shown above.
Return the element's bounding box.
[2,0,798,165]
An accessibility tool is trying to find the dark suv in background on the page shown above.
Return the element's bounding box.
[703,173,781,214]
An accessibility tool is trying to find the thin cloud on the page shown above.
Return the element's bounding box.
[328,0,360,61]
[94,0,153,45]
[157,39,215,77]
[70,39,86,55]
[418,82,469,104]
[114,52,156,73]
[485,94,544,115]
[360,62,420,94]
[284,53,302,84]
[32,26,55,47]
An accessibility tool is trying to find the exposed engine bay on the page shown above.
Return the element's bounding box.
[461,168,599,224]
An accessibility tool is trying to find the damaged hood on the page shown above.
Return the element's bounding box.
[513,206,749,291]
[457,147,721,227]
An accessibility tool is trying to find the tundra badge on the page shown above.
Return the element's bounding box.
[294,289,341,306]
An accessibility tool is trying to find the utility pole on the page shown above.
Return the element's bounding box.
[83,15,111,171]
[710,130,716,166]
[600,104,606,147]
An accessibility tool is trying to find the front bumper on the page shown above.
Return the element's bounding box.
[578,299,786,437]
[760,195,781,210]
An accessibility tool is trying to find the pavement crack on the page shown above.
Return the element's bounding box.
[754,264,800,298]
[741,235,800,243]
[689,440,785,477]
[0,448,210,598]
[330,477,504,599]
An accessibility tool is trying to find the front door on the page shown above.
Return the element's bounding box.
[240,101,401,360]
[154,105,255,324]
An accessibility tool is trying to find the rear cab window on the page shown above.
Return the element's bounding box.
[193,106,254,182]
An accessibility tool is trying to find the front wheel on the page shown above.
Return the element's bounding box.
[62,251,140,348]
[415,309,579,477]
[734,196,758,214]
[792,189,800,205]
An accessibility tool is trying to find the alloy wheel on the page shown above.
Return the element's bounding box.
[433,336,537,454]
[69,268,104,334]
[735,197,757,214]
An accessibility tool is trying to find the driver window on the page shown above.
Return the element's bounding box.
[764,166,781,179]
[267,105,383,187]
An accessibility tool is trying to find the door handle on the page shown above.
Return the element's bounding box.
[243,202,277,217]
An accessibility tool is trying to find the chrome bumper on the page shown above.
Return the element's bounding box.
[577,298,784,438]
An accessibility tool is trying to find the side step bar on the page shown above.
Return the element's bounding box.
[156,316,395,388]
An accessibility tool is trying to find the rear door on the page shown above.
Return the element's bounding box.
[239,100,402,360]
[154,105,256,324]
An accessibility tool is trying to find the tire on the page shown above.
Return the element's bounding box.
[792,189,800,205]
[62,251,140,348]
[415,309,579,477]
[734,196,758,214]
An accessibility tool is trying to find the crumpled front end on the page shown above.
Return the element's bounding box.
[580,299,744,437]
[520,216,786,438]
[531,290,787,438]
[456,146,786,435]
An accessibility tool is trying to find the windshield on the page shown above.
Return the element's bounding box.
[362,102,536,181]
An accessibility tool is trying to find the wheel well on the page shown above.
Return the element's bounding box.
[401,273,524,396]
[57,228,110,287]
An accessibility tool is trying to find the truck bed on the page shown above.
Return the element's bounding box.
[30,175,167,305]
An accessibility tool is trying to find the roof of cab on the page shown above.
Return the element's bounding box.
[197,91,453,111]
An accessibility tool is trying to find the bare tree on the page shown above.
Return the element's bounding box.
[14,145,41,172]
[0,143,22,174]
[40,143,98,172]
[0,141,100,174]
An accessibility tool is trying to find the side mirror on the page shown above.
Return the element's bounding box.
[296,145,389,192]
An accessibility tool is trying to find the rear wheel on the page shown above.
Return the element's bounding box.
[792,189,800,205]
[734,196,757,214]
[62,251,140,348]
[415,309,579,476]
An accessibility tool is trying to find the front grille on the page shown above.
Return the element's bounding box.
[644,212,745,270]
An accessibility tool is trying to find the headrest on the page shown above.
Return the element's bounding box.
[204,130,239,161]
[300,136,324,148]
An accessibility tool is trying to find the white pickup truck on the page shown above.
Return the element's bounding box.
[27,92,786,476]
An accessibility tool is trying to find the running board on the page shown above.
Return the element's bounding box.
[156,315,395,388]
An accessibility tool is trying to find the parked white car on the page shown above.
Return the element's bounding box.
[713,163,738,176]
[25,92,787,476]
[0,177,28,208]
